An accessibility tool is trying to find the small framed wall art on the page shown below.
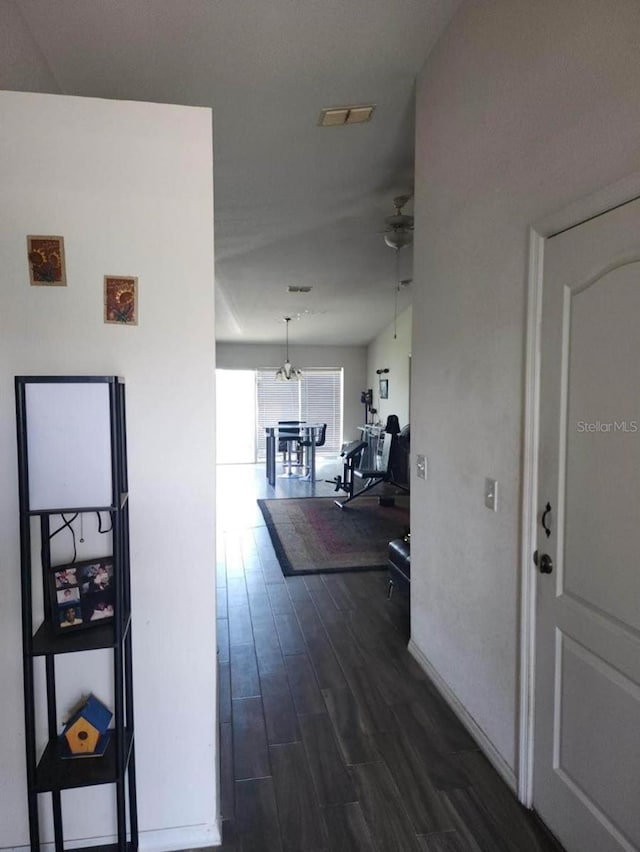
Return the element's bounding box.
[379,378,389,399]
[27,235,67,286]
[104,275,138,326]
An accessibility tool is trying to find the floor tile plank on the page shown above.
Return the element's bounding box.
[456,751,564,852]
[248,591,272,621]
[260,670,300,745]
[217,586,228,619]
[268,583,295,615]
[292,599,329,645]
[230,643,261,699]
[274,612,306,655]
[228,604,254,646]
[391,703,470,791]
[220,721,234,821]
[351,761,423,852]
[232,697,270,781]
[308,586,342,622]
[285,575,312,602]
[418,831,473,852]
[219,660,231,724]
[217,618,230,664]
[284,654,325,715]
[322,687,378,765]
[305,637,349,692]
[340,662,398,733]
[440,787,512,852]
[299,712,357,806]
[323,802,381,852]
[409,681,478,754]
[227,576,249,607]
[245,571,268,596]
[269,742,328,852]
[374,731,453,834]
[235,777,283,852]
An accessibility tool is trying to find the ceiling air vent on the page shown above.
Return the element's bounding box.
[288,286,312,293]
[318,105,375,127]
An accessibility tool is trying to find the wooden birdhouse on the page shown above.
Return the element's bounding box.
[62,694,112,757]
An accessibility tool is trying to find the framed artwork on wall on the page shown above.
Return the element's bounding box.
[104,275,138,325]
[26,235,67,286]
[379,378,389,399]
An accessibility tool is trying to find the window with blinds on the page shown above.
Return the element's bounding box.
[256,369,343,461]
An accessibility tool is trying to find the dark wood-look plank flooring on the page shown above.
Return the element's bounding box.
[213,463,565,852]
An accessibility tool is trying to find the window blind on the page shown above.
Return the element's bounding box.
[255,369,343,461]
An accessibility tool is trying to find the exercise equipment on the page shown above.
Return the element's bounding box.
[333,415,409,509]
[328,439,367,500]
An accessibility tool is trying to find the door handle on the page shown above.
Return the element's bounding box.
[541,502,552,538]
[533,550,554,574]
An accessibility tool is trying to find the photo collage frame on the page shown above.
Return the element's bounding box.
[50,558,115,633]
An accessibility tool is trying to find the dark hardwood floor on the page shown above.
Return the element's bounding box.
[213,463,564,852]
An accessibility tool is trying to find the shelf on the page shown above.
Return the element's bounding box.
[28,504,118,516]
[17,376,137,847]
[31,614,131,656]
[34,729,134,792]
[70,844,136,852]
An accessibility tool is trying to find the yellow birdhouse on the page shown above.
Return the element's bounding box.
[65,716,101,754]
[62,694,112,757]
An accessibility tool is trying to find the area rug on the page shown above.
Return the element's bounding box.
[257,496,409,576]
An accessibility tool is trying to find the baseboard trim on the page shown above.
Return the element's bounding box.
[407,638,517,792]
[1,822,221,852]
[138,823,221,851]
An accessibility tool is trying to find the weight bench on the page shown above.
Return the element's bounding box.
[334,432,409,508]
[329,439,367,501]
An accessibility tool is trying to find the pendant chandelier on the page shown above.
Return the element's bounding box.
[275,316,303,381]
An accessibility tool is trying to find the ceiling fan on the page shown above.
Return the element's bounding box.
[383,194,414,250]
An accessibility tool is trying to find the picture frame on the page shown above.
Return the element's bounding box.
[104,275,138,326]
[26,235,67,286]
[379,378,389,399]
[49,558,115,633]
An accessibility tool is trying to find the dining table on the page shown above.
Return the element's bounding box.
[264,423,325,486]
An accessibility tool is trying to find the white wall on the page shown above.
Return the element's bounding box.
[366,306,411,429]
[0,92,218,850]
[217,342,367,440]
[411,0,640,777]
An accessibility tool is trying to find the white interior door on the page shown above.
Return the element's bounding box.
[533,198,640,852]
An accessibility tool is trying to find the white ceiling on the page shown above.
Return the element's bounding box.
[1,0,461,345]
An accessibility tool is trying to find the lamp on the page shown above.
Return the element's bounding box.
[275,316,303,381]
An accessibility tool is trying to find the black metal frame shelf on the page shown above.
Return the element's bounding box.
[15,375,138,852]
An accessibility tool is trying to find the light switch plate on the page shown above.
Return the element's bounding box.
[416,454,427,480]
[484,477,498,511]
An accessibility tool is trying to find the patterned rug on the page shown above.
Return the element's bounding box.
[257,496,409,576]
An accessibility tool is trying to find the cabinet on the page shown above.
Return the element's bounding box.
[15,376,138,852]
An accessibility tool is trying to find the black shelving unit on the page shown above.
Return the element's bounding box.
[15,376,138,852]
